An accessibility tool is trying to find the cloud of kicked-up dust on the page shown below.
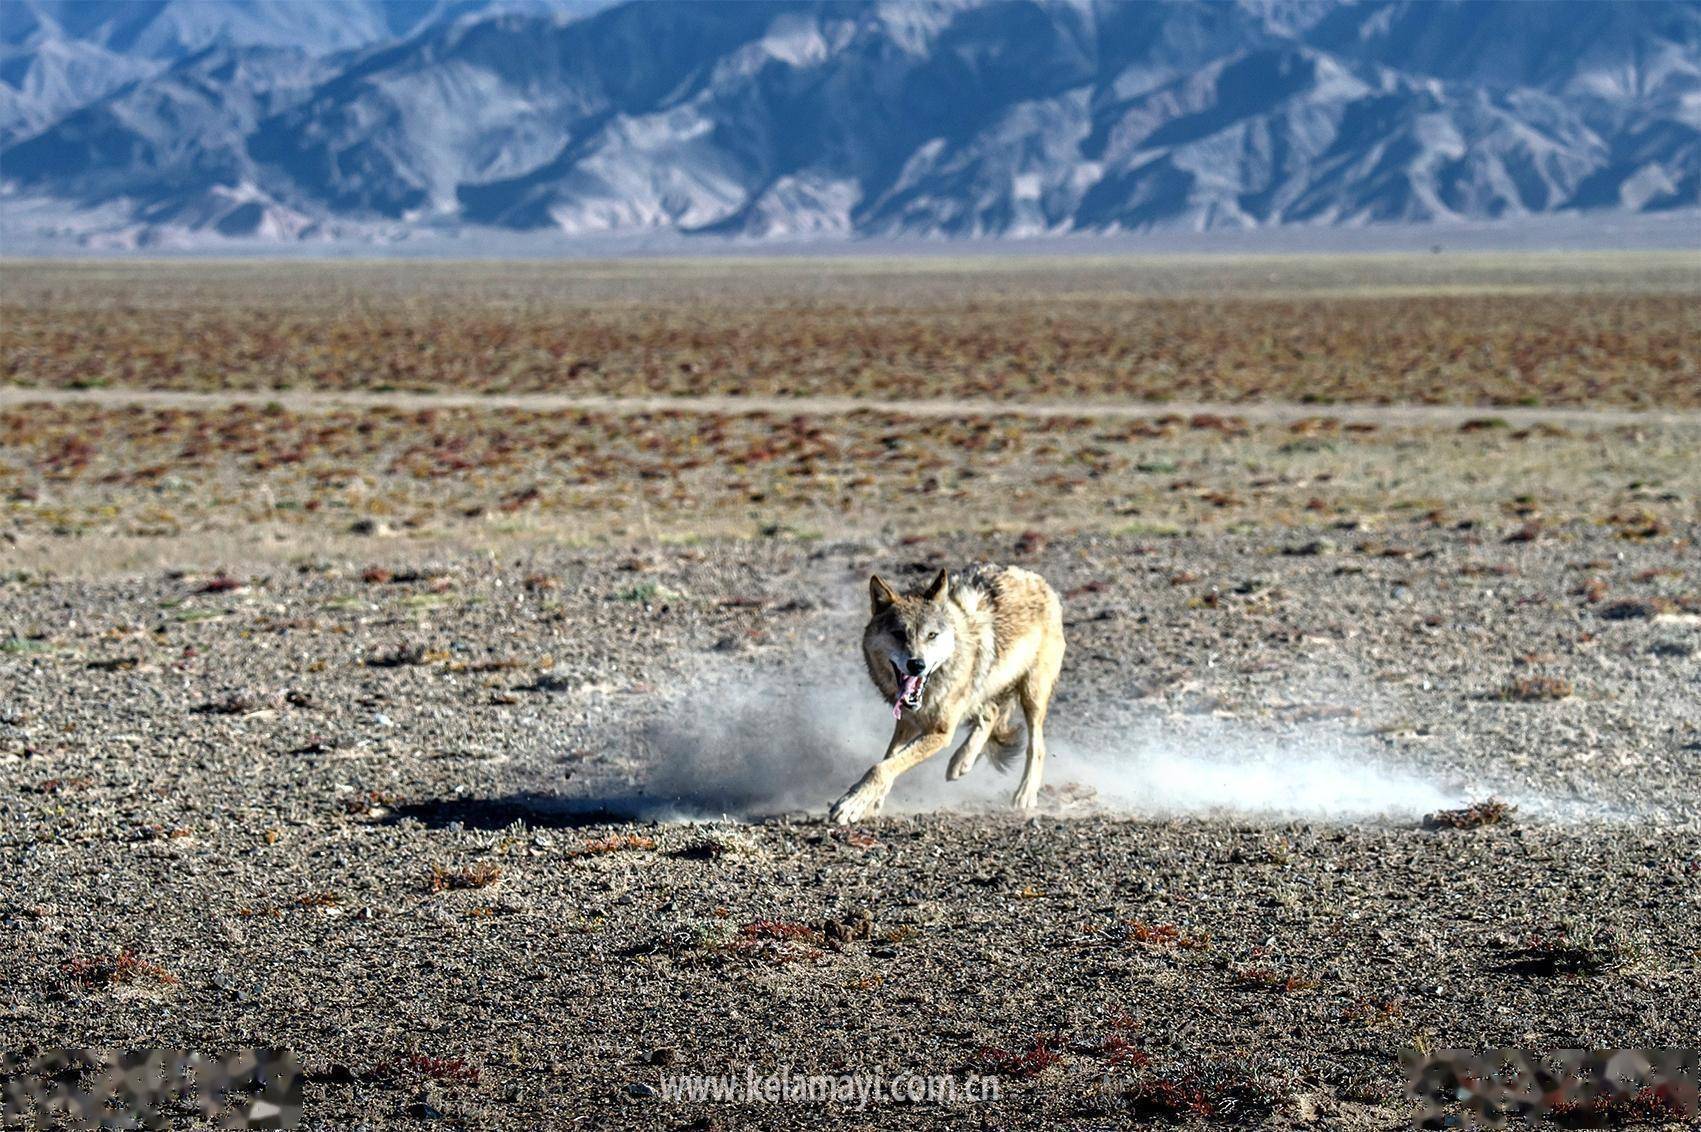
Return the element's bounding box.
[630,653,1460,823]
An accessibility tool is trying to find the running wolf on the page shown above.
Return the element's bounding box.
[829,564,1065,824]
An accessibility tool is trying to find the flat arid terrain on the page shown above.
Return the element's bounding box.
[2,254,1699,1129]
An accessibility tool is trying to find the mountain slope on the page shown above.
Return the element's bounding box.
[2,0,1696,246]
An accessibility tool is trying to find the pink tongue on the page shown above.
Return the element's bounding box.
[894,674,922,717]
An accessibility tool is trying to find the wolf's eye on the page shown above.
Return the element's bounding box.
[927,631,939,641]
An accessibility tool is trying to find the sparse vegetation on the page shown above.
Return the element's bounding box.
[1231,966,1321,993]
[427,863,503,892]
[192,692,266,715]
[2,258,1695,546]
[1125,921,1212,949]
[1496,927,1628,976]
[975,1033,1068,1079]
[728,919,827,964]
[5,261,1696,407]
[1423,798,1517,830]
[1547,1086,1693,1126]
[3,256,1698,1130]
[5,398,1694,544]
[1112,1064,1283,1122]
[564,834,657,859]
[1496,675,1574,702]
[366,644,430,668]
[375,1051,482,1085]
[672,830,759,860]
[60,949,178,989]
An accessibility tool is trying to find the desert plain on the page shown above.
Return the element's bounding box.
[2,253,1699,1129]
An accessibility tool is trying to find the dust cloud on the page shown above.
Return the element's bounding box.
[631,655,1460,823]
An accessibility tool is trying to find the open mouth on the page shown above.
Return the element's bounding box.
[892,660,927,717]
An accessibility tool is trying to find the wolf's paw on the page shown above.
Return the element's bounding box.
[946,748,977,781]
[829,785,885,825]
[1011,782,1041,812]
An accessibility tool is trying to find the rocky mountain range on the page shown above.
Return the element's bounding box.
[2,0,1697,247]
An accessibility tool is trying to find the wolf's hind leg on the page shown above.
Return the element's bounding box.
[1012,703,1048,811]
[946,705,998,781]
[1013,649,1062,811]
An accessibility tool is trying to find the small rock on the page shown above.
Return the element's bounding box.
[404,1091,444,1120]
[648,1047,677,1067]
[1600,599,1656,621]
[627,1082,658,1098]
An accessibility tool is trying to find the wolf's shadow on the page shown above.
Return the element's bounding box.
[390,658,1030,828]
[384,792,648,830]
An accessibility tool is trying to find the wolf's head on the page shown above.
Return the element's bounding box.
[864,569,958,713]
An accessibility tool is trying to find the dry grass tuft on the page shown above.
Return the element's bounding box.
[61,949,178,988]
[376,1051,481,1085]
[1497,675,1574,702]
[1125,921,1212,949]
[365,644,430,668]
[1232,966,1322,993]
[565,834,657,860]
[975,1033,1068,1080]
[1423,798,1517,830]
[427,863,503,892]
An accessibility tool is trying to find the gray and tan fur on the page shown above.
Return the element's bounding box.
[829,563,1065,824]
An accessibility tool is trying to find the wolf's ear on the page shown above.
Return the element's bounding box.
[923,568,950,604]
[869,574,898,613]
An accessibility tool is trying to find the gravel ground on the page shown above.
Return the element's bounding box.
[3,522,1699,1129]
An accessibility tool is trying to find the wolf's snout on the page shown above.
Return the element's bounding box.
[904,657,926,676]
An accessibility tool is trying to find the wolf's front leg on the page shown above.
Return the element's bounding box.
[830,720,954,824]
